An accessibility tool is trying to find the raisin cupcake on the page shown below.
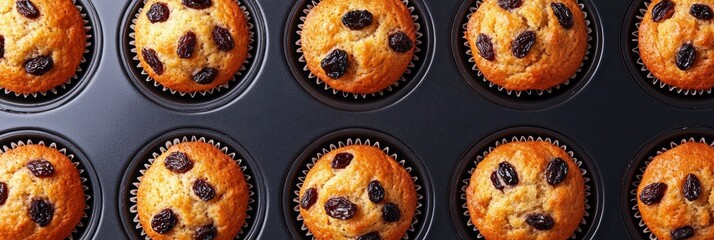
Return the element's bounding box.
[638,0,714,91]
[0,0,86,95]
[137,141,249,239]
[300,0,416,94]
[135,0,249,93]
[465,0,587,91]
[466,141,585,240]
[0,144,85,240]
[637,142,714,240]
[298,145,417,240]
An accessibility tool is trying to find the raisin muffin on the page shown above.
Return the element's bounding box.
[135,0,249,93]
[466,0,587,91]
[637,142,714,240]
[0,144,85,240]
[137,141,249,240]
[301,0,416,94]
[298,145,417,240]
[0,0,86,94]
[638,0,714,90]
[466,141,585,240]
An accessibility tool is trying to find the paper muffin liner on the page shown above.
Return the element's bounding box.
[294,0,424,99]
[0,0,94,99]
[0,139,93,240]
[461,0,594,97]
[128,135,256,239]
[630,1,712,96]
[292,137,424,240]
[627,137,714,240]
[459,136,594,239]
[128,0,255,98]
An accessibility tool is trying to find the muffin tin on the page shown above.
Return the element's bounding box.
[1,0,713,239]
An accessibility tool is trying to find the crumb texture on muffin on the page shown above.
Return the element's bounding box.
[0,0,86,94]
[466,141,585,240]
[466,0,587,91]
[137,141,249,240]
[637,142,714,240]
[638,0,714,90]
[298,145,417,240]
[135,0,249,93]
[301,0,416,94]
[0,144,84,240]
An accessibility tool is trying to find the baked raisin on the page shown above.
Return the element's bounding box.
[27,159,54,177]
[476,34,495,61]
[683,174,701,201]
[332,152,354,169]
[497,162,519,186]
[640,182,667,205]
[545,158,568,186]
[164,151,193,173]
[193,179,216,201]
[212,26,234,51]
[382,203,400,222]
[177,31,196,58]
[151,209,177,234]
[324,197,357,220]
[16,0,39,19]
[675,43,696,70]
[321,49,348,79]
[690,4,713,20]
[147,2,170,23]
[0,182,7,206]
[142,48,164,75]
[389,31,413,53]
[368,180,385,203]
[525,213,555,230]
[358,232,381,240]
[301,187,317,210]
[0,35,5,59]
[29,198,53,227]
[671,226,694,240]
[24,55,53,76]
[652,0,675,22]
[193,67,218,85]
[490,171,504,191]
[498,0,522,10]
[182,0,212,9]
[342,10,373,30]
[194,223,217,240]
[511,31,536,58]
[551,3,574,29]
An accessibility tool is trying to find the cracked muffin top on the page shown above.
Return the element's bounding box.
[0,144,85,240]
[137,141,249,240]
[637,142,714,240]
[135,0,249,93]
[466,0,587,91]
[638,0,714,90]
[298,145,417,240]
[0,0,86,94]
[466,141,585,240]
[301,0,416,94]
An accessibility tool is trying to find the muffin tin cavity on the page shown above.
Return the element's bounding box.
[452,0,602,110]
[620,126,714,239]
[284,0,434,112]
[119,0,265,113]
[0,129,101,240]
[118,128,265,239]
[0,0,100,114]
[282,128,433,239]
[449,126,603,239]
[622,0,714,109]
